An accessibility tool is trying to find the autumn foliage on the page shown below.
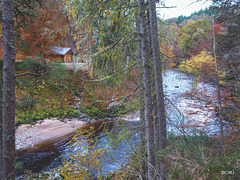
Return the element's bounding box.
[15,60,87,125]
[80,68,139,117]
[16,0,68,57]
[179,50,215,75]
[60,127,111,179]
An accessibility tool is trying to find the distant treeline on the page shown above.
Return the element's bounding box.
[166,6,222,25]
[176,7,212,24]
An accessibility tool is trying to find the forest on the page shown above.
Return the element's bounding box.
[0,0,239,179]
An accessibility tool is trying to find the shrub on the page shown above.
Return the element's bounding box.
[15,60,84,125]
[179,51,215,75]
[159,132,240,179]
[60,127,112,179]
[17,58,49,74]
[15,95,38,111]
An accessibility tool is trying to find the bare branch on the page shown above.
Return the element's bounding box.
[16,72,42,77]
[88,60,141,82]
[96,86,139,103]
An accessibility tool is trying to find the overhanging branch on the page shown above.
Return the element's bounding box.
[16,72,42,77]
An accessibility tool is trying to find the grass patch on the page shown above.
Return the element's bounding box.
[158,132,240,179]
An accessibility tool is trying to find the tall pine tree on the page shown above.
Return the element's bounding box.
[1,0,15,179]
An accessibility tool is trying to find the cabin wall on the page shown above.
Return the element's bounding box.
[44,50,73,62]
[45,55,64,62]
[63,52,73,62]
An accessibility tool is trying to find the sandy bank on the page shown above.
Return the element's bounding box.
[15,118,87,150]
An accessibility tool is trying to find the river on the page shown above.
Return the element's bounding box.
[16,70,220,178]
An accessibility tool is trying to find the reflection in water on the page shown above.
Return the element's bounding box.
[16,120,140,176]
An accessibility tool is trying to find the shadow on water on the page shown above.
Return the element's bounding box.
[16,120,140,176]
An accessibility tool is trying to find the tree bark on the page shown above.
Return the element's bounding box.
[135,3,147,178]
[73,40,77,73]
[212,16,225,154]
[0,60,3,180]
[1,0,16,179]
[138,0,156,179]
[149,0,167,179]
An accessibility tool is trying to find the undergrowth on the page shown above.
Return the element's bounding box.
[15,59,86,125]
[15,58,139,125]
[158,131,240,180]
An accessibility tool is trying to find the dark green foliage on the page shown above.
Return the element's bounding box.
[15,108,79,126]
[81,105,127,118]
[176,15,186,25]
[15,95,38,111]
[175,7,212,24]
[13,0,45,33]
[15,160,23,170]
[15,59,83,125]
[17,58,49,74]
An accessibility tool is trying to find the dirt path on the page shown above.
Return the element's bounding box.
[15,118,87,150]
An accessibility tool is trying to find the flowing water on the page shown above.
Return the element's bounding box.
[163,70,218,135]
[16,70,220,177]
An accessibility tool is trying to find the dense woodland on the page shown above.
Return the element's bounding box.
[0,0,239,179]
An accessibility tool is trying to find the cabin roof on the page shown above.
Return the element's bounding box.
[49,47,72,55]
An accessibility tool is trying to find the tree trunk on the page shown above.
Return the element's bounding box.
[73,40,77,73]
[0,60,3,180]
[149,0,167,179]
[138,0,156,179]
[135,4,147,178]
[1,0,16,179]
[212,16,225,154]
[67,16,77,73]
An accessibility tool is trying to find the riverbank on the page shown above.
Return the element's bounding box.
[15,110,141,151]
[15,118,87,150]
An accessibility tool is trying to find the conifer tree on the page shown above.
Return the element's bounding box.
[138,0,156,179]
[1,0,16,179]
[149,0,167,179]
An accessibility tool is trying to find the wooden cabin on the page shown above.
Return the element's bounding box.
[45,47,73,62]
